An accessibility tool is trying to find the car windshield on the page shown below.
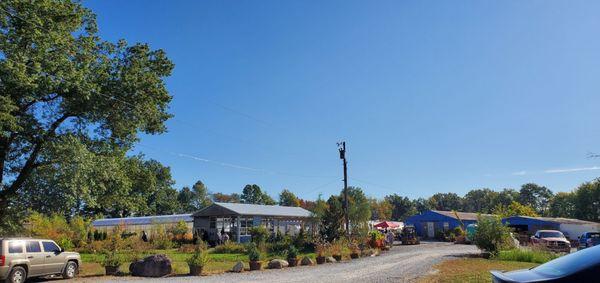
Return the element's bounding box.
[539,231,564,238]
[534,245,600,276]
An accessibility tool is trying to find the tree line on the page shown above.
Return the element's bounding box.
[370,180,600,222]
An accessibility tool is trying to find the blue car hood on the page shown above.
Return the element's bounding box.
[491,269,559,282]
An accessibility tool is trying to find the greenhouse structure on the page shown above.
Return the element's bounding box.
[192,202,313,244]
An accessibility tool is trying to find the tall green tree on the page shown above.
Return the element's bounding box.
[320,195,344,241]
[572,179,600,221]
[428,193,463,211]
[279,189,300,207]
[385,194,416,220]
[191,180,212,210]
[519,183,553,215]
[495,188,520,207]
[0,0,174,224]
[369,198,392,220]
[177,187,196,212]
[463,188,499,213]
[241,184,275,205]
[346,187,371,235]
[412,197,433,213]
[548,192,576,218]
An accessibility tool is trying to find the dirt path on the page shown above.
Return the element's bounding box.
[67,242,478,283]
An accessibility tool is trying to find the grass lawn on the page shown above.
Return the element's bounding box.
[79,249,316,277]
[419,258,539,283]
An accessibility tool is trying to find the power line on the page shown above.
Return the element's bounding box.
[137,143,335,179]
[0,6,337,182]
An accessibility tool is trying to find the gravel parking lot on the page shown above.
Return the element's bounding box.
[72,242,479,283]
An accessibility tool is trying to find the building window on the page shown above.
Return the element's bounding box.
[443,222,449,231]
[209,217,216,229]
[239,217,253,236]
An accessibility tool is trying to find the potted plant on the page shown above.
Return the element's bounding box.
[287,246,299,267]
[102,251,123,275]
[247,245,262,271]
[315,240,328,264]
[186,245,210,276]
[349,241,360,259]
[331,240,342,261]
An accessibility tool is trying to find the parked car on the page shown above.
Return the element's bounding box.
[491,244,600,282]
[578,232,600,250]
[530,230,571,253]
[0,238,81,283]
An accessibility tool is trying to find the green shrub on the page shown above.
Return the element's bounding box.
[266,235,292,255]
[247,244,261,261]
[249,226,269,244]
[287,246,298,259]
[101,251,123,267]
[186,246,210,267]
[495,249,558,264]
[212,241,246,254]
[474,215,513,254]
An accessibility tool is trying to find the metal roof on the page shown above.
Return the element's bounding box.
[193,202,312,218]
[504,215,600,225]
[432,210,495,221]
[92,214,193,227]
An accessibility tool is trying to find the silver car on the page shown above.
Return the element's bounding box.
[0,238,81,283]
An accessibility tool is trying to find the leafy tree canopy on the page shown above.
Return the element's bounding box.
[0,0,174,224]
[279,189,300,207]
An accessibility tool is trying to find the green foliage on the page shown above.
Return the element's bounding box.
[212,242,247,254]
[369,198,393,220]
[320,195,344,242]
[493,201,538,218]
[463,189,500,214]
[495,249,558,263]
[0,0,175,226]
[473,215,512,254]
[286,246,299,259]
[266,235,292,255]
[246,244,262,261]
[347,187,371,235]
[384,194,416,221]
[150,224,174,249]
[26,212,91,248]
[101,251,124,267]
[249,226,269,245]
[571,179,600,221]
[428,193,463,211]
[279,189,300,207]
[186,245,210,267]
[241,184,275,205]
[211,192,241,203]
[169,220,189,238]
[548,192,576,218]
[519,183,554,215]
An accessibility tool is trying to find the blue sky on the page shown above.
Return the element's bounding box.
[87,0,600,200]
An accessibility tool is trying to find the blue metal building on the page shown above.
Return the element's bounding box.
[502,216,600,241]
[405,210,491,238]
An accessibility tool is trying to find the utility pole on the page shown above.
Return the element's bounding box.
[338,141,350,236]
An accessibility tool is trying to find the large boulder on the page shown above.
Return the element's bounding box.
[268,259,289,269]
[231,261,244,273]
[325,256,336,263]
[300,256,314,266]
[129,254,172,277]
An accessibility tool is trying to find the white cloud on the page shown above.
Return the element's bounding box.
[512,171,527,176]
[544,166,600,174]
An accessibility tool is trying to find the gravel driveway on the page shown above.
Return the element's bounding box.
[71,242,478,283]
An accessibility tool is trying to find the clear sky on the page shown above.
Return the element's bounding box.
[86,0,600,200]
